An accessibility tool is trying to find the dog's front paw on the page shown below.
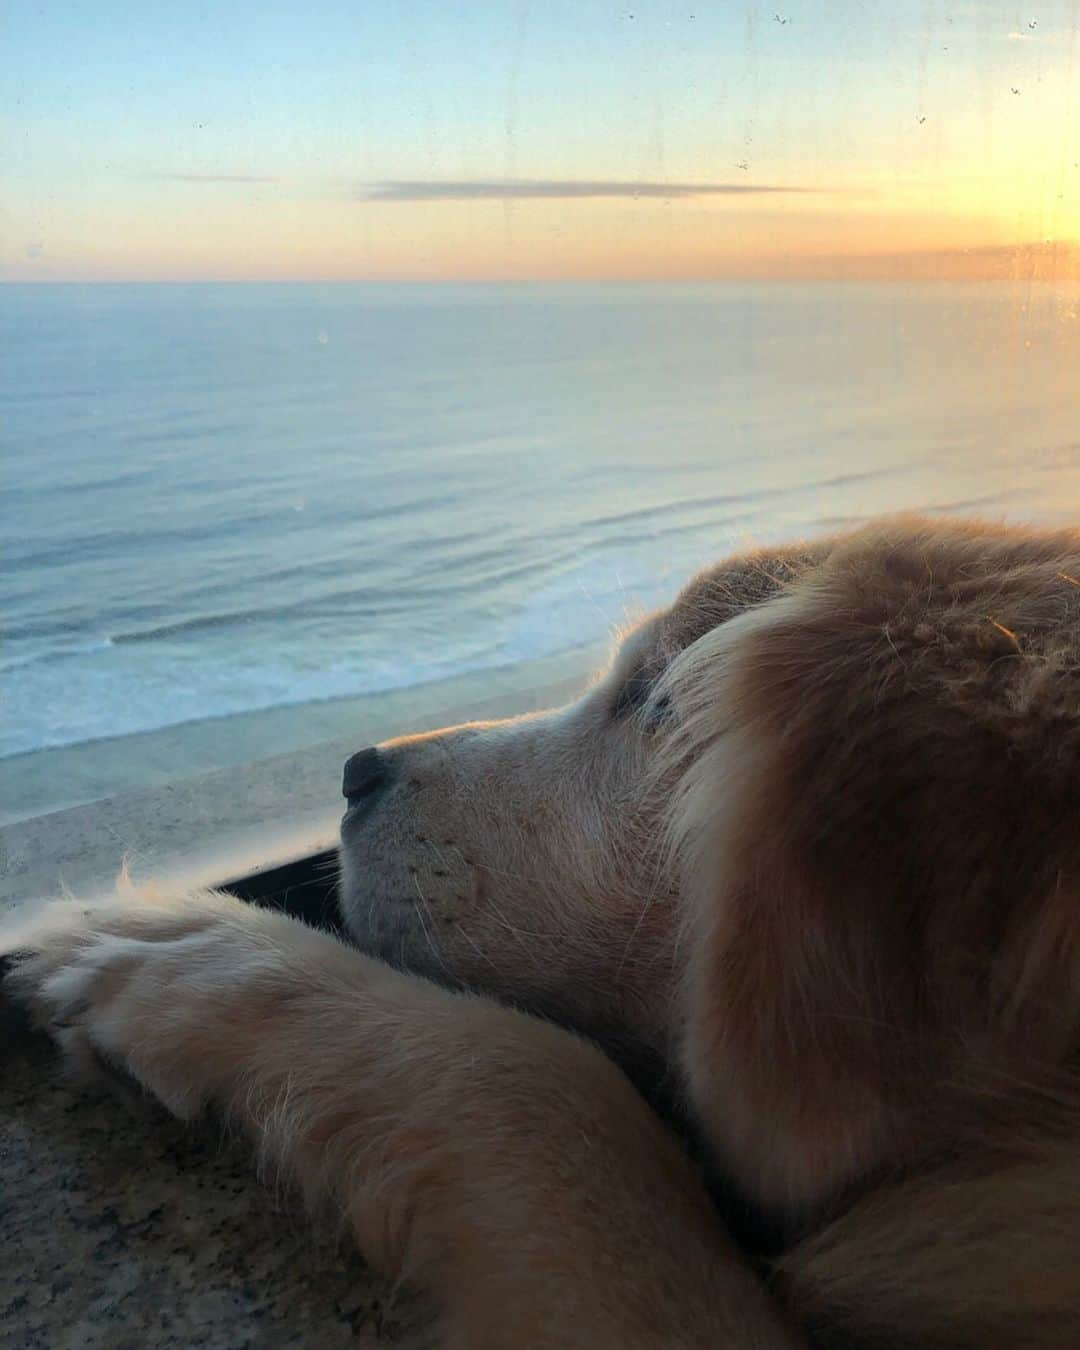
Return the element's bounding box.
[2,885,272,1117]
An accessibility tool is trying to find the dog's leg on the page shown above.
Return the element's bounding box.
[2,886,802,1350]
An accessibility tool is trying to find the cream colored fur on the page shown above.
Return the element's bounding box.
[6,514,1080,1347]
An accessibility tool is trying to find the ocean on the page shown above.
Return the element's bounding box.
[4,280,1080,824]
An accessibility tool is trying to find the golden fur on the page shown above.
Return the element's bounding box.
[5,514,1080,1347]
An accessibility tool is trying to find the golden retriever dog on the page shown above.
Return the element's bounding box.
[5,514,1080,1348]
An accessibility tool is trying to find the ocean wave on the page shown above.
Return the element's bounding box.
[0,536,721,760]
[4,487,464,574]
[109,610,283,644]
[0,632,597,762]
[0,637,115,674]
[5,547,612,658]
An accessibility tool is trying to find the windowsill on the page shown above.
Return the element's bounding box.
[0,670,589,916]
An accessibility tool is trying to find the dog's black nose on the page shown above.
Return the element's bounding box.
[343,747,390,802]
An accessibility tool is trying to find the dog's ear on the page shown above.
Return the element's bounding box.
[662,517,1080,1221]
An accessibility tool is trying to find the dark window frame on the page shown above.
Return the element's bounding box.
[223,848,342,934]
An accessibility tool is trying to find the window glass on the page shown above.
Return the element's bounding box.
[4,2,1078,825]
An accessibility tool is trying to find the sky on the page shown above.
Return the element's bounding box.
[4,0,1080,282]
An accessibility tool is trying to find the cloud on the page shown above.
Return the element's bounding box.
[145,173,279,184]
[356,178,817,203]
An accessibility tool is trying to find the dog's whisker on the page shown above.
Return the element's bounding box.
[410,874,451,978]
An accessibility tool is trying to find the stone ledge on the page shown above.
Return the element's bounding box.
[1,1037,435,1350]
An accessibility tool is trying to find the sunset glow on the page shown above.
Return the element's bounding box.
[5,1,1080,284]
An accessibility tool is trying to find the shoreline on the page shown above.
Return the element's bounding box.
[1,640,607,827]
[1,660,598,911]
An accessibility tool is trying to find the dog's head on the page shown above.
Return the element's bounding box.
[338,541,824,1057]
[339,516,1080,1216]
